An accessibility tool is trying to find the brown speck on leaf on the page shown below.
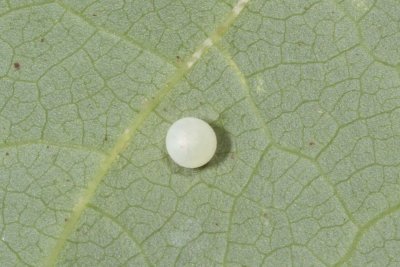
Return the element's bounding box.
[92,13,97,16]
[64,218,68,222]
[104,135,108,142]
[5,152,9,156]
[13,62,20,70]
[309,141,315,146]
[46,145,50,149]
[176,55,181,62]
[216,26,225,35]
[40,38,45,42]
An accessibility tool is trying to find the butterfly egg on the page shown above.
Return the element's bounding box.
[166,117,217,168]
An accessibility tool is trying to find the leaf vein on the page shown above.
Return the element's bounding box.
[42,0,252,265]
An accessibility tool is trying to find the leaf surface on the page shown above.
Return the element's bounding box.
[1,0,400,266]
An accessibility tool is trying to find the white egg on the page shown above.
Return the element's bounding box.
[166,117,217,168]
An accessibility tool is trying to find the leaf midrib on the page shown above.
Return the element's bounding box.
[42,0,251,265]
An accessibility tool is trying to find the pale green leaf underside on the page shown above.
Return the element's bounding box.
[1,0,400,266]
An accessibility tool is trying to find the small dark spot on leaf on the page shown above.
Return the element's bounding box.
[215,222,219,226]
[46,145,50,149]
[309,141,315,146]
[40,38,45,42]
[64,218,68,222]
[92,13,97,16]
[104,135,108,142]
[163,107,167,112]
[13,62,20,70]
[216,26,225,35]
[5,152,9,156]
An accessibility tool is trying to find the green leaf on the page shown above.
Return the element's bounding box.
[1,0,400,266]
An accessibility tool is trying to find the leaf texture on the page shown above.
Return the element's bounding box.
[1,0,400,266]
